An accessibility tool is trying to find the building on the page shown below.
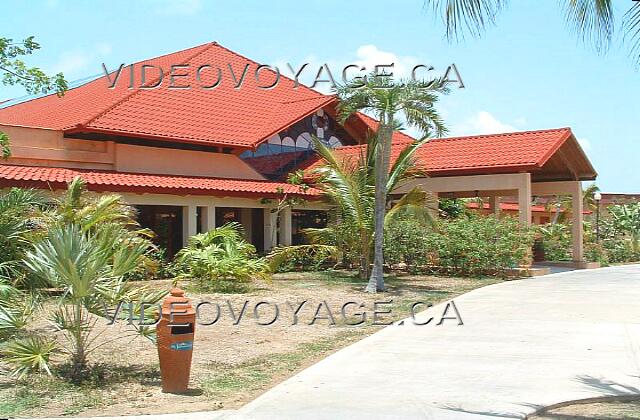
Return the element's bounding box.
[0,42,597,264]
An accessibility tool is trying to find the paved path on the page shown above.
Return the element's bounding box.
[233,265,640,419]
[36,265,640,420]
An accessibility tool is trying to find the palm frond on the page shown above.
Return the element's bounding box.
[623,1,640,67]
[562,0,614,53]
[425,0,507,41]
[1,336,59,378]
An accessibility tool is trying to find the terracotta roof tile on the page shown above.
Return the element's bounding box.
[0,164,319,198]
[301,127,573,176]
[0,42,335,149]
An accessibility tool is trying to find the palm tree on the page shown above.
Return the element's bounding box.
[425,0,640,66]
[335,76,448,292]
[307,134,437,280]
[16,179,165,382]
[23,223,158,382]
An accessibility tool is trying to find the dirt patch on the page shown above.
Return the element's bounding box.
[0,271,500,418]
[529,398,640,419]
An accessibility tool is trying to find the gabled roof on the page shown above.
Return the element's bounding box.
[301,127,597,181]
[0,42,335,149]
[0,164,320,198]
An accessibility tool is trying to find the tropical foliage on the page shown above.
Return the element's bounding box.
[290,135,437,279]
[0,178,166,382]
[176,222,270,291]
[335,74,449,292]
[608,202,640,254]
[425,0,640,66]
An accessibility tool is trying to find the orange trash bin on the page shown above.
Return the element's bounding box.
[157,288,196,393]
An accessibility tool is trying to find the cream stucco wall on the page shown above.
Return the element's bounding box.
[1,124,115,169]
[114,143,264,179]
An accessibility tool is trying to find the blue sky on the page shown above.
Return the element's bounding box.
[3,0,639,192]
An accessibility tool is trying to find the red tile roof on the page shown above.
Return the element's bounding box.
[466,201,592,215]
[302,127,575,177]
[0,164,320,198]
[0,42,335,149]
[355,112,419,143]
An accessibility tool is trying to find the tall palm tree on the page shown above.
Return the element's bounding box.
[335,76,448,292]
[309,132,439,282]
[425,0,640,66]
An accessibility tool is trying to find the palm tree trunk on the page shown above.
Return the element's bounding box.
[366,117,393,293]
[71,301,87,383]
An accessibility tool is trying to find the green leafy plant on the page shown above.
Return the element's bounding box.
[267,244,339,272]
[307,134,437,279]
[1,336,59,378]
[176,222,270,291]
[538,223,572,261]
[608,203,640,254]
[335,74,448,292]
[22,223,162,383]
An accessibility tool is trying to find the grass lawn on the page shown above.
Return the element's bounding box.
[0,270,503,418]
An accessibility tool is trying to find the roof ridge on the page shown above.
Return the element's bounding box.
[427,127,572,143]
[0,42,215,114]
[212,41,330,99]
[70,42,216,130]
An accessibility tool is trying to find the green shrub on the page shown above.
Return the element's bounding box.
[538,223,572,261]
[267,245,339,272]
[602,237,640,263]
[123,247,177,281]
[385,215,534,277]
[175,222,269,291]
[584,242,609,266]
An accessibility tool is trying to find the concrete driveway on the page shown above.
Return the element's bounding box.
[232,264,640,419]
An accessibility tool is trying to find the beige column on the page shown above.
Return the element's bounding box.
[182,205,198,247]
[571,181,584,262]
[489,196,501,216]
[263,208,278,251]
[280,207,292,246]
[202,205,216,232]
[518,173,532,226]
[239,208,253,242]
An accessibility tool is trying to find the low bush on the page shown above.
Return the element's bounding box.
[267,245,339,273]
[175,222,269,292]
[385,215,535,277]
[537,223,572,261]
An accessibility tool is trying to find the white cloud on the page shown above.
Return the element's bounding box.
[352,44,422,80]
[154,0,202,16]
[577,137,592,151]
[452,111,517,136]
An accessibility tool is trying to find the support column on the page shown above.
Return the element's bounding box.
[489,196,501,216]
[239,208,253,242]
[202,205,216,232]
[263,208,278,252]
[571,181,584,262]
[280,207,292,246]
[182,204,197,247]
[518,173,532,227]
